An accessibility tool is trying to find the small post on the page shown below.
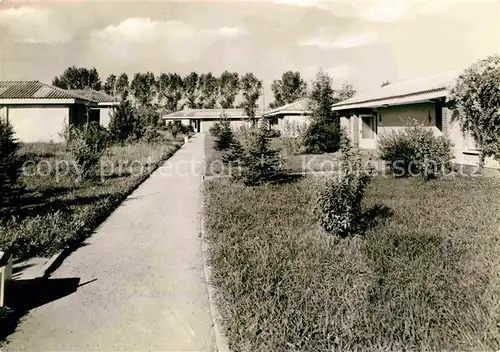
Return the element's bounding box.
[0,251,13,307]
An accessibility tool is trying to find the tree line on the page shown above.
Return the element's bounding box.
[52,66,356,114]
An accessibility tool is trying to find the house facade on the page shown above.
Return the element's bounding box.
[263,98,311,135]
[332,72,499,169]
[162,108,262,133]
[0,81,96,143]
[68,90,120,128]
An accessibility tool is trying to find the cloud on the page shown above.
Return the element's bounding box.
[89,18,247,63]
[1,6,73,43]
[362,0,409,22]
[300,32,377,49]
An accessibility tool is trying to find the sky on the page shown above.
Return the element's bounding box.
[1,0,499,100]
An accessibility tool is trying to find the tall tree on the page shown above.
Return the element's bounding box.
[130,72,156,106]
[103,74,117,95]
[335,83,356,102]
[115,73,129,97]
[240,73,263,126]
[270,71,307,108]
[157,73,184,113]
[198,73,219,108]
[219,71,240,109]
[52,66,102,90]
[310,70,337,123]
[183,72,199,109]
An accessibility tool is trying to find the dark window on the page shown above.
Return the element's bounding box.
[435,103,443,131]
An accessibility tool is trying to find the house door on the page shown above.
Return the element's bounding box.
[359,114,377,149]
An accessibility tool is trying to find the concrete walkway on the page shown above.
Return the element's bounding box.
[4,135,215,351]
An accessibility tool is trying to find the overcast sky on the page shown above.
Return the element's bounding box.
[1,0,499,98]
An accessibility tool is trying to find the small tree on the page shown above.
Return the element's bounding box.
[65,122,110,180]
[315,135,373,237]
[448,54,500,162]
[240,125,282,186]
[303,70,343,153]
[0,119,21,204]
[108,92,144,143]
[213,114,235,151]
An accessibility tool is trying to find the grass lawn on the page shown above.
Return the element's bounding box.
[0,133,182,260]
[204,174,500,350]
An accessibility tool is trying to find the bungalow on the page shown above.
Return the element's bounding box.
[68,90,120,127]
[162,108,263,133]
[0,80,96,143]
[332,72,499,169]
[263,98,311,135]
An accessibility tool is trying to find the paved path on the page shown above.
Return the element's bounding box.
[4,135,215,351]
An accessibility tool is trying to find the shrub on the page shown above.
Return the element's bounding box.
[378,121,454,180]
[315,136,373,236]
[303,120,342,154]
[209,121,222,138]
[65,122,110,179]
[240,126,283,185]
[281,120,307,155]
[142,126,162,144]
[222,137,244,168]
[265,128,281,138]
[0,119,21,204]
[137,104,161,127]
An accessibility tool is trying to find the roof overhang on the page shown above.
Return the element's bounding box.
[332,90,447,111]
[264,110,312,117]
[163,115,256,120]
[0,98,96,105]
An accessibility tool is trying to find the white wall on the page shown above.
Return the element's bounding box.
[8,105,69,143]
[378,103,441,137]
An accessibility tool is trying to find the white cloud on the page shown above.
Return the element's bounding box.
[362,0,409,22]
[300,32,377,49]
[1,6,73,43]
[89,18,246,63]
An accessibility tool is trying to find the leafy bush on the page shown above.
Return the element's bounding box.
[0,119,21,204]
[65,122,110,179]
[240,126,282,185]
[142,126,162,144]
[222,137,244,168]
[303,120,342,154]
[281,120,307,155]
[209,121,222,138]
[448,54,500,161]
[378,121,454,180]
[265,128,281,138]
[315,136,373,236]
[137,104,161,127]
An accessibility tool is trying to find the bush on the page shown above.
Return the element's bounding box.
[378,121,454,180]
[281,120,307,155]
[65,122,110,179]
[303,120,342,154]
[0,119,21,203]
[209,121,222,138]
[265,128,281,138]
[142,127,162,144]
[315,136,373,236]
[222,138,244,168]
[240,126,283,186]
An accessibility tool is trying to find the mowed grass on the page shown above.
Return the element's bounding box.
[0,134,182,259]
[203,175,500,350]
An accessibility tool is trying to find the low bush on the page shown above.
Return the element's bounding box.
[281,121,307,155]
[378,120,454,180]
[64,122,110,180]
[142,127,162,144]
[0,119,21,204]
[108,97,144,143]
[303,120,342,154]
[315,136,373,236]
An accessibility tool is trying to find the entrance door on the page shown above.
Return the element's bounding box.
[359,114,377,149]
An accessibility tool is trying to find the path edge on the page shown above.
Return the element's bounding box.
[200,170,230,351]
